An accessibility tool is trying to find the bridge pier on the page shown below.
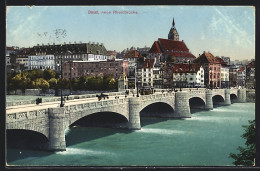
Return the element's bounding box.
[224,89,231,105]
[237,89,247,103]
[127,97,141,130]
[48,107,66,151]
[205,89,213,110]
[174,91,191,118]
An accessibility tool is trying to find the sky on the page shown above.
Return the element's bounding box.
[6,6,255,61]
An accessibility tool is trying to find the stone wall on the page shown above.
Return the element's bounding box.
[246,89,255,102]
[6,90,125,107]
[7,89,118,96]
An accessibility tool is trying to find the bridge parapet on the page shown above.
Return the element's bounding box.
[7,109,47,123]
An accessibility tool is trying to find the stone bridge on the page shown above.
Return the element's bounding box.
[6,88,247,151]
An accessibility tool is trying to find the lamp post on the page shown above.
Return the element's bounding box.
[69,61,73,95]
[56,56,64,107]
[135,65,139,97]
[56,49,72,107]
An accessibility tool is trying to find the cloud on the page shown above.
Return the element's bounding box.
[201,33,205,40]
[7,7,48,47]
[213,8,253,46]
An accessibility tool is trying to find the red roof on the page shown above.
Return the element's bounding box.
[195,52,220,64]
[158,38,189,52]
[173,63,201,73]
[107,51,118,56]
[238,67,245,72]
[215,57,228,66]
[149,41,162,53]
[165,51,196,58]
[123,50,141,58]
[6,47,15,51]
[142,59,155,69]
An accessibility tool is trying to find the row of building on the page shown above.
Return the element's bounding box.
[6,17,255,89]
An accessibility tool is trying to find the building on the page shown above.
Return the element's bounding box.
[28,42,110,71]
[62,59,129,80]
[6,47,16,66]
[123,50,143,88]
[107,50,118,59]
[172,63,204,88]
[237,67,246,88]
[215,57,229,88]
[148,41,163,64]
[149,17,196,64]
[193,52,222,89]
[149,38,196,64]
[136,46,150,57]
[229,65,238,88]
[7,47,30,73]
[28,54,56,70]
[16,58,29,69]
[168,17,179,41]
[153,63,163,89]
[245,61,255,89]
[141,59,155,88]
[221,56,231,66]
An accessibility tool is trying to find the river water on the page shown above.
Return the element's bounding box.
[6,102,255,166]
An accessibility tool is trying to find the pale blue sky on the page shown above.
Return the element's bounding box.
[6,6,255,60]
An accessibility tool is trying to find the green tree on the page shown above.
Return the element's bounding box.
[229,120,256,166]
[108,78,117,89]
[48,78,58,89]
[35,78,50,92]
[28,69,44,81]
[167,55,175,63]
[43,68,56,80]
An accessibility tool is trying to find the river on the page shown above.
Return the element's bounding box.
[6,102,255,166]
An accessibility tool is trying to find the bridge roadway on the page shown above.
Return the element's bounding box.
[6,88,247,151]
[6,94,129,114]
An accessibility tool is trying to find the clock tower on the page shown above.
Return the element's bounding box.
[168,17,179,41]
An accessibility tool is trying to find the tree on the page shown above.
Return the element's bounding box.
[229,120,256,166]
[48,78,58,89]
[28,69,44,81]
[167,55,175,63]
[35,78,50,92]
[43,68,56,80]
[108,78,117,89]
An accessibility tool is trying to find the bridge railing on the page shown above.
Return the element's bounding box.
[7,109,47,123]
[65,98,128,112]
[140,92,174,101]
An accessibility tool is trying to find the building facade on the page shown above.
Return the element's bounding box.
[237,67,246,88]
[245,61,255,89]
[141,59,155,88]
[172,63,204,88]
[62,59,129,80]
[193,52,222,89]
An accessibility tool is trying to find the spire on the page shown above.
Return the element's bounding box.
[168,17,179,41]
[172,17,175,27]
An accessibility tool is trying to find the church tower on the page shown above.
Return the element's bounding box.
[168,17,179,41]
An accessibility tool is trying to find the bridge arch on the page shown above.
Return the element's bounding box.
[6,125,49,140]
[230,94,238,103]
[7,129,49,150]
[69,111,129,128]
[212,95,225,105]
[140,102,175,117]
[189,97,206,110]
[65,103,129,128]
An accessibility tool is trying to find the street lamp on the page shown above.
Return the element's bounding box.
[69,61,74,95]
[135,65,140,97]
[56,50,72,107]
